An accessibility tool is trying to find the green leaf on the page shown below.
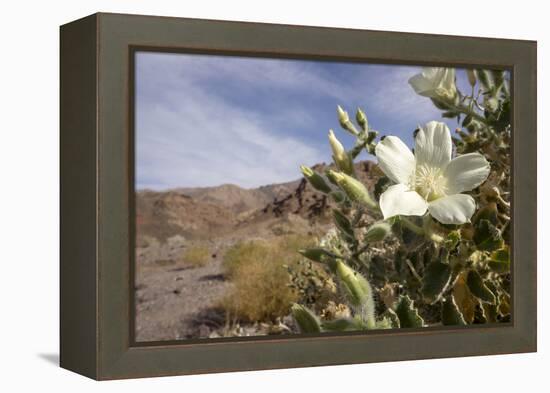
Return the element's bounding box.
[333,209,354,237]
[442,110,460,119]
[330,190,345,203]
[453,272,477,323]
[374,176,391,200]
[466,270,496,304]
[441,296,467,326]
[473,219,504,251]
[370,255,387,282]
[430,97,451,110]
[421,260,452,304]
[445,230,461,250]
[498,292,511,316]
[462,114,473,128]
[481,302,498,323]
[393,248,407,278]
[379,308,400,328]
[291,304,322,333]
[393,218,422,247]
[298,248,333,263]
[490,70,506,91]
[475,69,495,92]
[321,317,366,332]
[492,99,511,133]
[395,295,425,328]
[488,247,510,273]
[473,203,499,226]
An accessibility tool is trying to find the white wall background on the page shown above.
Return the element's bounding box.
[0,0,546,390]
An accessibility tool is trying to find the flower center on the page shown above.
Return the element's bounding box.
[413,164,447,202]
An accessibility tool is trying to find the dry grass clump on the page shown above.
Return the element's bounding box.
[181,245,210,268]
[221,235,314,322]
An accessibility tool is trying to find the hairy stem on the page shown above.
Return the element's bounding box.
[400,217,425,235]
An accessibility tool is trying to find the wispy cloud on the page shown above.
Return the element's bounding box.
[135,52,460,190]
[136,56,326,189]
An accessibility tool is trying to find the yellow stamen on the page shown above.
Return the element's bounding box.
[413,164,447,201]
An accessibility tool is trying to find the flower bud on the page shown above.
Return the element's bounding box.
[299,248,330,262]
[336,261,370,306]
[327,170,377,209]
[475,69,494,91]
[356,107,368,131]
[300,165,332,193]
[325,169,340,185]
[467,69,476,87]
[291,304,322,333]
[337,105,359,136]
[335,260,375,327]
[364,221,392,242]
[337,104,349,124]
[328,130,354,175]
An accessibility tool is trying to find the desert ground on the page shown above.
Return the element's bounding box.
[135,161,379,342]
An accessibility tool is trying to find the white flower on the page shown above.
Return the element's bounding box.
[408,67,458,102]
[375,121,490,225]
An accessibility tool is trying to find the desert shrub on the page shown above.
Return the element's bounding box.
[292,68,511,334]
[182,245,210,267]
[223,234,313,278]
[223,241,270,278]
[221,235,314,322]
[221,255,297,322]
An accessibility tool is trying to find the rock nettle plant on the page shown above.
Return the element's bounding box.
[292,67,511,332]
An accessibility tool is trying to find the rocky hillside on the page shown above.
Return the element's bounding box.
[136,160,380,245]
[136,191,235,244]
[175,182,298,214]
[246,161,379,223]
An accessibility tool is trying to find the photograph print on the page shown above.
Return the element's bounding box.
[133,51,511,342]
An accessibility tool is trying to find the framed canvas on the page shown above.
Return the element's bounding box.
[60,12,537,380]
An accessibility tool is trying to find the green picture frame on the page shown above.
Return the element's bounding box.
[60,12,537,380]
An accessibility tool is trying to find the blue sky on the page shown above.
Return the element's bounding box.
[135,52,472,190]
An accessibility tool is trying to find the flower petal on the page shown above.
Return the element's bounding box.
[428,194,476,225]
[408,68,441,96]
[444,153,490,194]
[409,74,433,96]
[380,184,428,219]
[439,68,456,96]
[415,121,452,169]
[375,136,415,184]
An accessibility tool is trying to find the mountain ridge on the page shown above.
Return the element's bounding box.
[135,160,380,245]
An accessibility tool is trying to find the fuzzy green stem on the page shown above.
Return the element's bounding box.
[422,216,445,244]
[400,217,425,235]
[449,101,488,125]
